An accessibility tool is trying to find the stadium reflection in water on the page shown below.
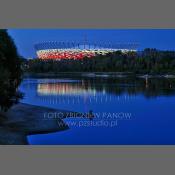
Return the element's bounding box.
[19,76,175,145]
[37,82,98,96]
[32,79,139,110]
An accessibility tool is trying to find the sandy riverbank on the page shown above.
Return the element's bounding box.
[0,103,76,144]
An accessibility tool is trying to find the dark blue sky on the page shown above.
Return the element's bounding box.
[8,29,175,58]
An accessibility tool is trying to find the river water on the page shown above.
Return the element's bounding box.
[19,74,175,144]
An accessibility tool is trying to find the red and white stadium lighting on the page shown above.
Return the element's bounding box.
[34,41,138,60]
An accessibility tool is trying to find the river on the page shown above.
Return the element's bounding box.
[19,74,175,144]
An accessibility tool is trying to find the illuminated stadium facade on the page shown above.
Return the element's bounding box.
[35,41,138,60]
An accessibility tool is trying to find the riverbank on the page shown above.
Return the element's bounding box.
[24,72,175,79]
[0,103,73,144]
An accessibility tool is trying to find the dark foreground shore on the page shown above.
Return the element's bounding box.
[0,103,73,144]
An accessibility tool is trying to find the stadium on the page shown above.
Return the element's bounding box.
[34,41,138,60]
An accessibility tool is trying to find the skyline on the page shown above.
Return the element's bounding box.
[8,29,175,58]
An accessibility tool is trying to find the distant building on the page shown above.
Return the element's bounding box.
[35,41,138,60]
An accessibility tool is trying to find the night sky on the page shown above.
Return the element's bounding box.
[8,29,175,58]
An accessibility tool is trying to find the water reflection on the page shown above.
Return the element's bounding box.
[19,76,175,144]
[37,81,98,96]
[19,77,175,113]
[35,77,175,98]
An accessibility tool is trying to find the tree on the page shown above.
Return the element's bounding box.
[0,29,22,111]
[26,48,175,74]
